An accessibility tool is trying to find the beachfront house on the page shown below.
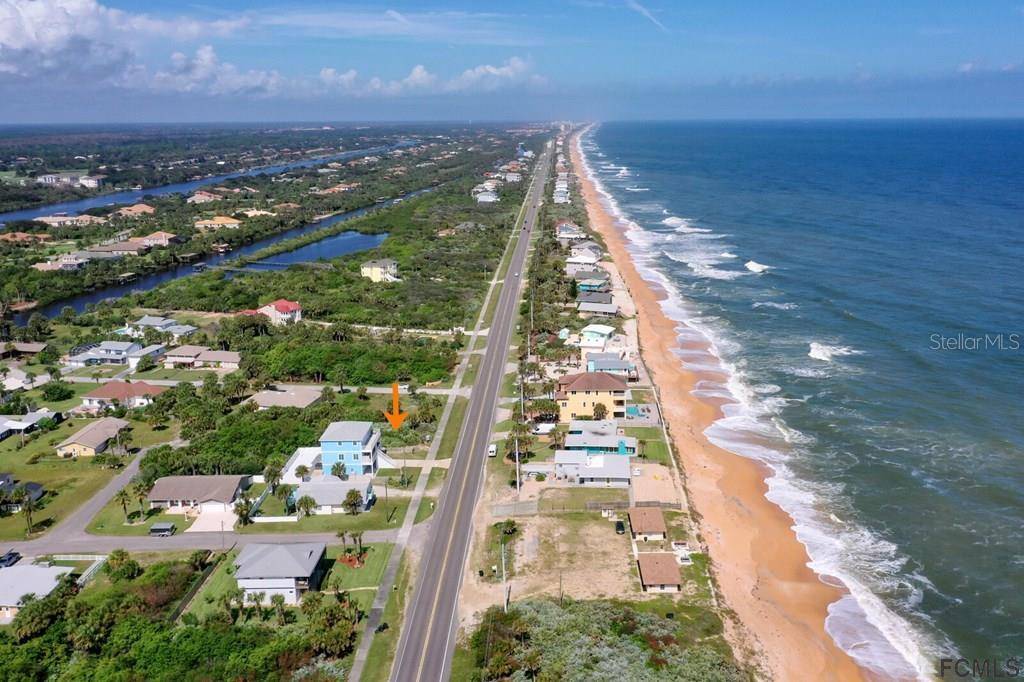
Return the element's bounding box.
[233,542,327,605]
[0,565,71,624]
[565,254,601,276]
[577,301,619,318]
[628,507,668,542]
[360,258,400,283]
[552,451,631,487]
[555,371,630,421]
[565,419,637,455]
[56,417,130,458]
[586,352,638,380]
[578,324,616,351]
[80,381,167,412]
[571,241,603,259]
[637,553,682,593]
[147,475,248,513]
[66,340,141,368]
[576,291,614,306]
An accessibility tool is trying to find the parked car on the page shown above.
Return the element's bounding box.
[614,520,626,535]
[0,550,21,567]
[487,443,497,457]
[149,522,176,537]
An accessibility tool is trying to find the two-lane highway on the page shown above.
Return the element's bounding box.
[391,142,553,681]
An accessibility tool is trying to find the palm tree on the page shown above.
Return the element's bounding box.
[330,462,347,480]
[233,495,255,526]
[245,591,261,621]
[15,487,36,535]
[114,488,132,523]
[337,530,348,550]
[130,478,151,520]
[295,465,310,482]
[593,402,608,420]
[295,495,316,519]
[270,593,287,625]
[263,463,282,494]
[350,531,364,555]
[549,428,566,450]
[637,439,647,459]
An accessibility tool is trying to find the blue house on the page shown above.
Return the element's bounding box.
[319,421,382,476]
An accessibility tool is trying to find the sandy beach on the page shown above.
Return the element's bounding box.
[570,130,870,681]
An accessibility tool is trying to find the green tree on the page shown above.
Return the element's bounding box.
[330,461,347,480]
[342,489,363,516]
[271,593,287,625]
[233,495,255,526]
[114,488,132,523]
[295,495,316,519]
[263,462,282,494]
[592,402,608,420]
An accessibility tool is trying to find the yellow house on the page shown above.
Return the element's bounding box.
[360,258,400,283]
[555,372,629,422]
[56,417,130,458]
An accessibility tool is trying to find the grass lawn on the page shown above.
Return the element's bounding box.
[0,418,174,540]
[435,396,468,459]
[20,382,93,411]
[414,496,437,524]
[86,490,195,536]
[537,487,629,512]
[477,521,519,583]
[361,556,410,682]
[625,426,672,466]
[425,467,447,492]
[132,367,216,382]
[237,497,409,534]
[68,366,123,379]
[323,543,393,590]
[255,486,290,516]
[183,550,238,621]
[372,467,421,490]
[461,354,482,387]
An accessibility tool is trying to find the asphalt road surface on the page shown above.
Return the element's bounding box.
[390,142,553,681]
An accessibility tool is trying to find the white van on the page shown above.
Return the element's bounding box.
[487,443,497,457]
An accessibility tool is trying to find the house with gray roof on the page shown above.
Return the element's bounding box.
[292,476,375,515]
[234,542,326,604]
[0,565,71,623]
[586,352,638,380]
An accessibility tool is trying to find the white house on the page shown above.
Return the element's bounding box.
[127,344,166,369]
[240,299,302,325]
[292,477,375,515]
[552,451,631,487]
[233,542,326,605]
[125,315,197,341]
[0,565,71,624]
[565,254,601,276]
[67,340,141,368]
[475,191,499,204]
[147,475,247,513]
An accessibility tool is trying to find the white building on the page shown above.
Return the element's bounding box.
[67,341,141,368]
[0,565,71,623]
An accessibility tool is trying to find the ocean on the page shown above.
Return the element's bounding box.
[579,120,1024,678]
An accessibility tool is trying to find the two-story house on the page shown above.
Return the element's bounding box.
[67,340,141,367]
[565,419,637,455]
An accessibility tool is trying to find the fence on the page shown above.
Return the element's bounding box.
[51,554,107,585]
[170,549,220,623]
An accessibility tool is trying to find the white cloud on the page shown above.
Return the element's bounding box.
[148,45,282,97]
[316,58,540,98]
[957,61,978,74]
[624,0,668,33]
[0,0,246,82]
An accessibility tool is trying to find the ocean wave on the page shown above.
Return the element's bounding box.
[745,260,772,273]
[752,301,798,310]
[661,216,713,233]
[576,124,937,679]
[719,252,738,259]
[624,186,649,192]
[809,342,864,362]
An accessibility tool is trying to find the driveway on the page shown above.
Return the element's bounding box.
[185,509,236,533]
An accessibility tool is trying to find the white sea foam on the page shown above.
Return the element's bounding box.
[576,124,940,680]
[624,186,649,192]
[745,260,772,273]
[753,301,798,310]
[719,252,738,259]
[809,342,863,362]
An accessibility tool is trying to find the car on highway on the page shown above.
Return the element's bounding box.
[0,550,21,567]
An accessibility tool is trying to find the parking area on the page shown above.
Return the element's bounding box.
[184,510,236,533]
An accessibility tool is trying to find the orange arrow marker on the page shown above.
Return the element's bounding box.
[384,382,408,430]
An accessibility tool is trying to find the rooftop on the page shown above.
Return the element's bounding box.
[148,475,245,504]
[58,417,130,450]
[637,553,681,587]
[234,542,326,579]
[0,565,71,608]
[249,385,322,409]
[320,421,374,443]
[557,372,628,393]
[85,381,167,401]
[628,507,668,535]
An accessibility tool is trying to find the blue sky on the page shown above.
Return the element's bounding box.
[0,0,1021,122]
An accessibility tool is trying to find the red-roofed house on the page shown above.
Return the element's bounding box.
[255,299,302,326]
[555,372,629,421]
[81,381,167,412]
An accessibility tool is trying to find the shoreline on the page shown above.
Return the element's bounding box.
[570,129,870,681]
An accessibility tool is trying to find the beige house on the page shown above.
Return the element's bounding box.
[56,417,130,458]
[637,553,682,593]
[555,371,630,422]
[627,507,668,542]
[194,216,242,231]
[116,203,155,218]
[147,475,247,513]
[360,258,400,283]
